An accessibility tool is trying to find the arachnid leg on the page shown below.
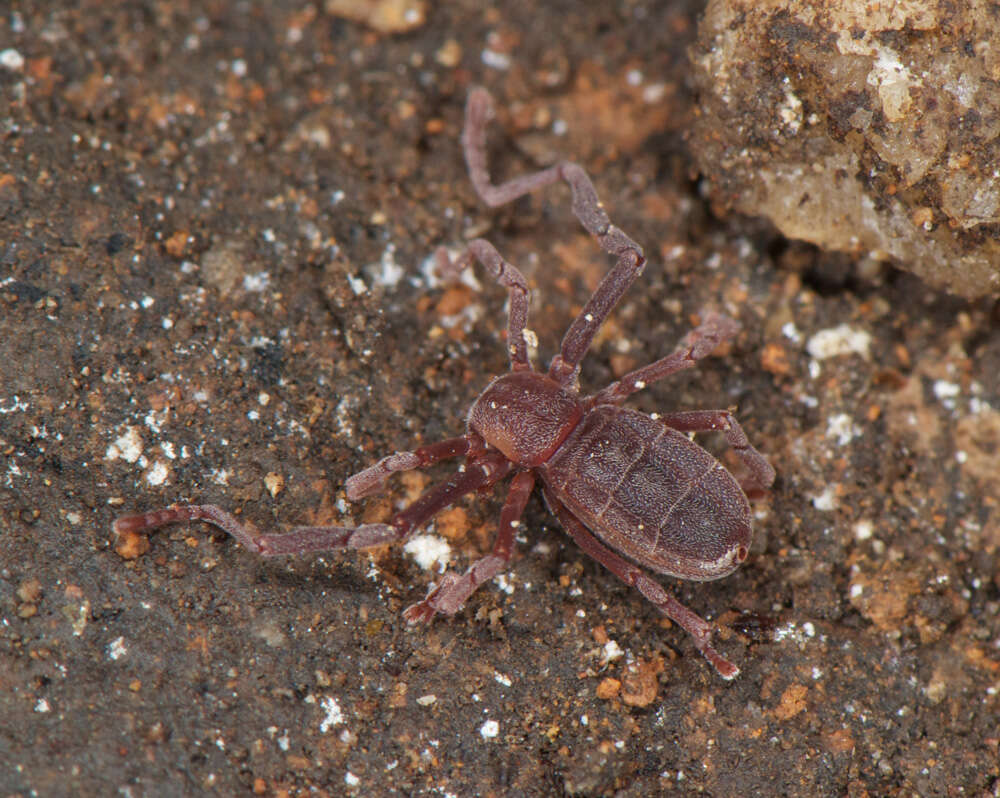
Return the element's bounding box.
[403,470,536,623]
[588,312,741,406]
[543,488,741,679]
[461,87,647,387]
[436,239,532,371]
[345,435,481,500]
[115,453,513,558]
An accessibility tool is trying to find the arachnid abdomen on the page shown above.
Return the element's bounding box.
[540,406,751,582]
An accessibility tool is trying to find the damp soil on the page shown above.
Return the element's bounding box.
[2,2,999,796]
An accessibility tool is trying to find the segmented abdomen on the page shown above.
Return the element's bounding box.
[540,405,750,581]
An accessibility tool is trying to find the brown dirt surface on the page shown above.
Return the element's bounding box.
[2,2,999,796]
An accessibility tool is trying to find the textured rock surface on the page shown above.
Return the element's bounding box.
[690,0,1000,297]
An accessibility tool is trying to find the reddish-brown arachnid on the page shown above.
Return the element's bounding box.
[115,88,775,679]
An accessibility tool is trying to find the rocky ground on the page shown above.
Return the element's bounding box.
[2,1,998,795]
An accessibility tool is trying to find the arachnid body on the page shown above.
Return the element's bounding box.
[115,88,775,678]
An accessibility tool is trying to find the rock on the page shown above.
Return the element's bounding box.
[689,0,1000,297]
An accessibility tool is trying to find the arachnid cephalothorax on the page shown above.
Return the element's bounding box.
[115,88,775,678]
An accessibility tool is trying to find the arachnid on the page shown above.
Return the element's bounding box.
[115,88,775,679]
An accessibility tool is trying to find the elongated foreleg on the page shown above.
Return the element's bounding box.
[114,454,512,558]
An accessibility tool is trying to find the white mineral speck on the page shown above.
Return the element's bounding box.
[779,84,803,133]
[774,621,815,643]
[806,324,872,361]
[867,46,918,121]
[371,244,404,289]
[106,427,144,463]
[0,49,25,70]
[242,272,271,292]
[826,413,859,446]
[145,460,169,486]
[108,636,128,660]
[0,394,30,414]
[642,83,667,103]
[404,534,451,571]
[211,468,231,486]
[602,640,624,661]
[812,485,838,511]
[479,719,500,740]
[144,408,166,434]
[481,48,511,70]
[319,696,344,732]
[932,380,960,401]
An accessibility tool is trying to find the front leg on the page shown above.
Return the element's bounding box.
[114,454,512,558]
[460,87,647,386]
